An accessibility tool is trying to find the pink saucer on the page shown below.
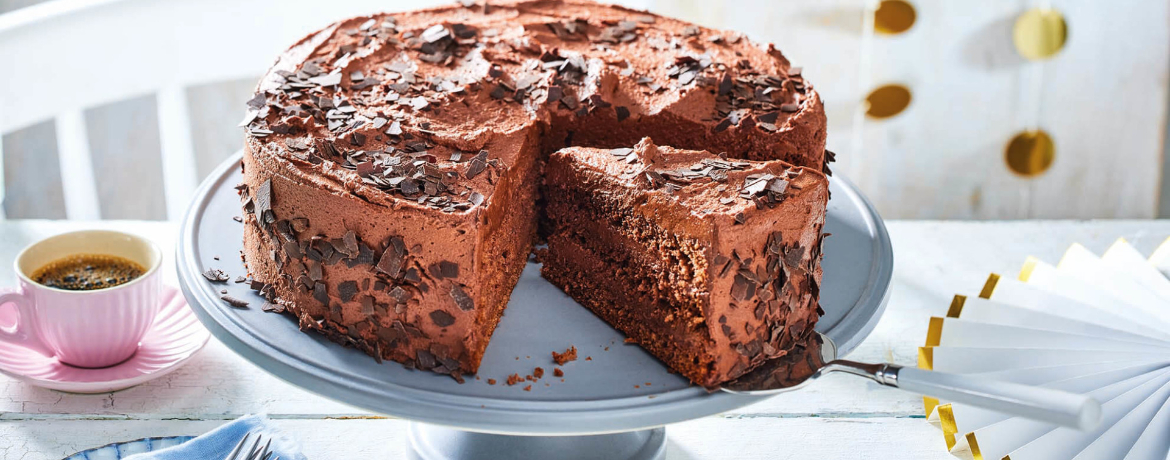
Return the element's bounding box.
[0,286,210,393]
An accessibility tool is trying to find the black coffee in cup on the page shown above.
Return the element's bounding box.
[31,254,145,291]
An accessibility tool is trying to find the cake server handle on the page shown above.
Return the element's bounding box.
[827,361,1102,431]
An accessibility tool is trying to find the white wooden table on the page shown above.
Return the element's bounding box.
[2,219,1167,459]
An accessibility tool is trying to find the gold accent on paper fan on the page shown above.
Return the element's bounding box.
[923,396,940,417]
[918,347,934,370]
[917,346,937,416]
[1013,8,1067,61]
[944,431,957,451]
[947,295,967,318]
[938,403,958,433]
[937,403,958,449]
[979,273,1001,299]
[967,432,984,460]
[926,317,944,347]
[1019,257,1040,282]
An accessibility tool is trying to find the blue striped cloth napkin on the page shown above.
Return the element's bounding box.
[124,415,306,460]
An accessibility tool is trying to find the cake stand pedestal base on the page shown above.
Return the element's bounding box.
[407,423,667,460]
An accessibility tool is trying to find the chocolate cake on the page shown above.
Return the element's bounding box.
[238,0,829,385]
[542,138,827,387]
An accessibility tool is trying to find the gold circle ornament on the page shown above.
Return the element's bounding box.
[874,0,917,35]
[1013,8,1068,60]
[1005,129,1055,177]
[865,84,912,119]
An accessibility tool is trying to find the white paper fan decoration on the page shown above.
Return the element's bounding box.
[921,238,1170,460]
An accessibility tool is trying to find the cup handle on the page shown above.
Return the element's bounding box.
[0,288,53,357]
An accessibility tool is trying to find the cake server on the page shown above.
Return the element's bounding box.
[722,332,1102,431]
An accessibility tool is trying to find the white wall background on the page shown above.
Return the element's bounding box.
[2,0,1168,220]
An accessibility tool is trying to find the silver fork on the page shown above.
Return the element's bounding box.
[225,432,279,460]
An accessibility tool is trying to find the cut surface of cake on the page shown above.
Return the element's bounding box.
[237,0,830,384]
[541,138,828,388]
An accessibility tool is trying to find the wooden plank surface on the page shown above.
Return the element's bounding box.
[0,120,66,219]
[1030,1,1170,219]
[3,220,1169,458]
[0,418,949,460]
[84,94,167,220]
[1161,72,1170,218]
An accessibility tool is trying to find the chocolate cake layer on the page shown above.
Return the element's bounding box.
[239,0,830,381]
[541,139,828,387]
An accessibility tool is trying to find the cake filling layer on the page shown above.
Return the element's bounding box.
[545,180,711,319]
[542,234,717,383]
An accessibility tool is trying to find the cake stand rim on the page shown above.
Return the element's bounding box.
[821,172,894,356]
[177,152,893,435]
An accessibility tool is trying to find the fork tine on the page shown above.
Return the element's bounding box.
[225,433,252,460]
[244,433,265,460]
[255,438,274,460]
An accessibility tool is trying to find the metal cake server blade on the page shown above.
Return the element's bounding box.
[722,332,1103,431]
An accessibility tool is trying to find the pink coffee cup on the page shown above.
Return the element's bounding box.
[0,230,162,368]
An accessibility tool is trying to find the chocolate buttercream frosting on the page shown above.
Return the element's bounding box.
[239,0,830,385]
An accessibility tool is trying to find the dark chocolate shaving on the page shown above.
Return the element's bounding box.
[376,236,408,278]
[312,281,329,305]
[202,268,230,283]
[615,106,630,121]
[254,179,275,225]
[221,295,249,308]
[429,310,456,327]
[450,284,474,311]
[338,280,359,302]
[439,261,459,278]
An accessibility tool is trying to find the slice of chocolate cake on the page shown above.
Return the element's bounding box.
[541,138,828,387]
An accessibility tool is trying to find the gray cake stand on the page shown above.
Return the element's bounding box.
[177,153,893,460]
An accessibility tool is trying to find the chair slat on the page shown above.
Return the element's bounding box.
[55,109,101,220]
[157,85,199,222]
[85,94,167,220]
[1,120,67,219]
